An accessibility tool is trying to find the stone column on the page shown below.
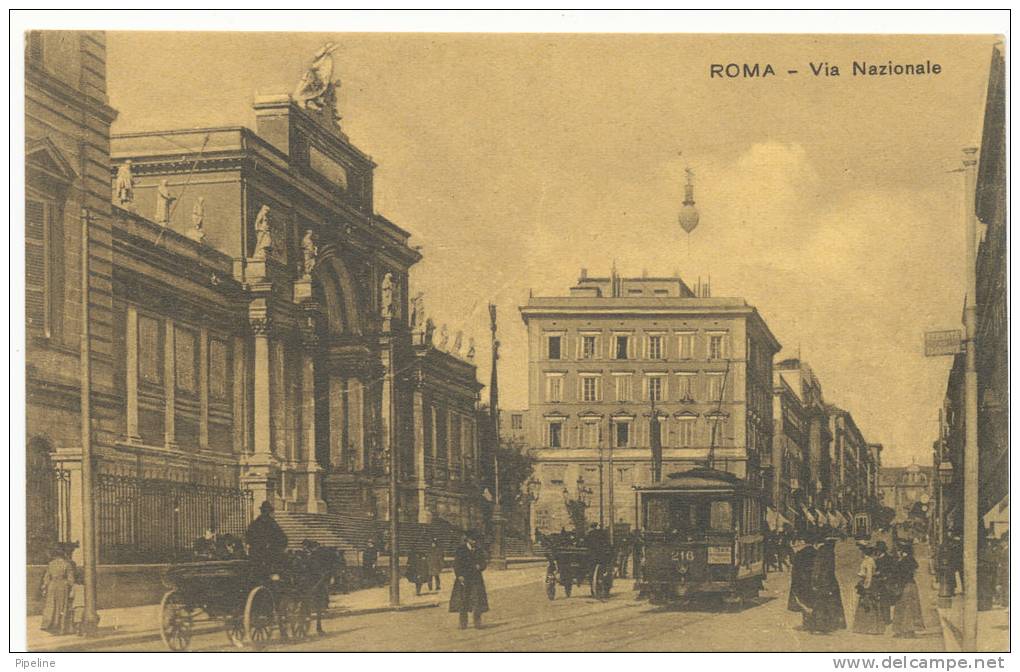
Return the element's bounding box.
[329,376,346,469]
[349,378,365,471]
[252,320,272,457]
[302,338,326,513]
[199,326,210,450]
[414,384,428,523]
[164,320,177,448]
[232,335,247,454]
[125,305,140,442]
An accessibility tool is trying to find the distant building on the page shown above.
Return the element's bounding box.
[775,359,831,510]
[499,409,529,444]
[769,374,807,525]
[519,268,781,532]
[879,462,933,521]
[827,405,872,514]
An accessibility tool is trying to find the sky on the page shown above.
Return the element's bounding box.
[107,31,1000,467]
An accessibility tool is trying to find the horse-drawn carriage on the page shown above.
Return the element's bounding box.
[542,532,614,601]
[159,552,330,651]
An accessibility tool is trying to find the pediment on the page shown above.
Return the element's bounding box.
[26,137,78,184]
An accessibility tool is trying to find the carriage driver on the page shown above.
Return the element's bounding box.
[246,501,289,575]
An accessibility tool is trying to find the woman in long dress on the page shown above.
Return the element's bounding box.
[892,542,925,637]
[39,546,75,634]
[853,544,886,634]
[809,538,846,633]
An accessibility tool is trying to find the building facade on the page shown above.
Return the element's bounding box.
[768,374,807,525]
[879,463,933,522]
[520,269,781,533]
[774,359,832,511]
[27,35,486,568]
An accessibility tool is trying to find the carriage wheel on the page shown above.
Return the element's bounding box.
[591,564,608,599]
[159,590,194,651]
[244,586,276,649]
[282,597,311,641]
[224,616,246,648]
[545,571,557,601]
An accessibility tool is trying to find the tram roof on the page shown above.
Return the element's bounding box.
[633,468,760,495]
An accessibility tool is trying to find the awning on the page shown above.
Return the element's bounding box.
[827,512,843,529]
[801,506,816,524]
[767,507,780,530]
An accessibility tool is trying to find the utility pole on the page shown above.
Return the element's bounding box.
[607,417,615,546]
[488,304,506,568]
[961,146,979,652]
[79,208,99,635]
[598,433,605,528]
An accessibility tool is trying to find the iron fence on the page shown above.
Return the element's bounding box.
[27,465,71,565]
[97,473,253,564]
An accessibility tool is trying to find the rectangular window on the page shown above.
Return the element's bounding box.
[678,332,695,359]
[614,422,630,448]
[648,335,663,360]
[707,373,725,401]
[647,375,664,402]
[544,464,567,485]
[677,418,696,447]
[511,414,523,430]
[708,416,727,446]
[175,326,198,394]
[547,335,562,360]
[546,374,564,402]
[614,374,633,402]
[581,376,600,402]
[708,333,727,360]
[208,338,230,400]
[548,422,563,448]
[25,198,49,334]
[615,335,629,360]
[138,315,163,385]
[581,335,598,360]
[676,373,695,401]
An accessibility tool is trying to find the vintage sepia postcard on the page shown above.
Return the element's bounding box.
[13,11,1009,660]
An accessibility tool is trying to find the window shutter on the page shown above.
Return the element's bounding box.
[25,199,47,333]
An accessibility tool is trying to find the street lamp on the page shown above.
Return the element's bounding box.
[938,461,955,487]
[526,478,542,547]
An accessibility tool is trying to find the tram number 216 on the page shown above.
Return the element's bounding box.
[671,550,695,563]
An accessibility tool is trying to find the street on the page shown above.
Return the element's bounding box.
[79,540,944,652]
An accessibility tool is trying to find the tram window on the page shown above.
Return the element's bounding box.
[646,498,669,531]
[709,500,733,532]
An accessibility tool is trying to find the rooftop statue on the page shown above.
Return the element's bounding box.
[293,42,341,117]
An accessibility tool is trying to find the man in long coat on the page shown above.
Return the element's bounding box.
[427,538,444,592]
[809,538,847,633]
[449,531,489,629]
[245,501,288,575]
[788,535,817,629]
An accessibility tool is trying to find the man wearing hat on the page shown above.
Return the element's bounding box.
[449,530,489,629]
[245,501,289,574]
[873,540,895,625]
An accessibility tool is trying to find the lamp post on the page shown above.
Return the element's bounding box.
[526,478,542,552]
[961,147,979,652]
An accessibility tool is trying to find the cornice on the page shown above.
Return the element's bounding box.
[26,64,118,124]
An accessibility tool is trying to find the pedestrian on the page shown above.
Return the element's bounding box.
[891,541,924,638]
[39,544,75,634]
[427,538,444,592]
[995,533,1009,608]
[873,541,895,625]
[632,530,644,584]
[808,537,846,633]
[68,567,86,636]
[362,539,378,574]
[788,534,817,630]
[449,530,489,629]
[302,540,331,636]
[406,550,427,596]
[616,531,631,579]
[852,543,885,634]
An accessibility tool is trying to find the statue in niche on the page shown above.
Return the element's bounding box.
[186,197,206,244]
[409,293,425,332]
[293,42,341,117]
[301,229,318,277]
[154,179,176,225]
[380,272,394,319]
[424,318,436,346]
[467,337,476,361]
[438,324,449,350]
[453,331,463,355]
[114,160,134,206]
[253,205,273,259]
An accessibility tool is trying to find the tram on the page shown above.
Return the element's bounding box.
[635,468,765,605]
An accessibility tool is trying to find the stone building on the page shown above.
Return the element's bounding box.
[827,405,875,514]
[878,462,933,522]
[768,373,807,526]
[27,35,485,570]
[26,30,119,565]
[774,359,832,512]
[520,269,781,533]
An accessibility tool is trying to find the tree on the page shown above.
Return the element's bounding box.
[494,438,535,509]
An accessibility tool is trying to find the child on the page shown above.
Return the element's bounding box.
[69,568,86,636]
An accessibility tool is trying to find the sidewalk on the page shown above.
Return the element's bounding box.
[936,599,1009,652]
[26,561,545,652]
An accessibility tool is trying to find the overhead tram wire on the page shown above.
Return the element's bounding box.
[154,133,211,247]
